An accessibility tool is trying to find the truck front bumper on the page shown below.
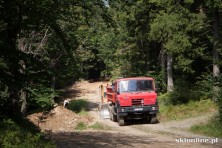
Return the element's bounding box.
[117,105,159,117]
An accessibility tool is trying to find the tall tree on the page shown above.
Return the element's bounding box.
[212,4,221,101]
[150,0,206,92]
[0,0,110,116]
[105,0,159,78]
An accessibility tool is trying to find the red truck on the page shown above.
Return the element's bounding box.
[106,77,159,126]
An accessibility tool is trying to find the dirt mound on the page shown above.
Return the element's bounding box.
[27,80,108,134]
[28,106,92,133]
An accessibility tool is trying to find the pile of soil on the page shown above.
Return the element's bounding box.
[28,106,93,133]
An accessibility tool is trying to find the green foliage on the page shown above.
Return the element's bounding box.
[158,93,171,105]
[195,73,213,99]
[218,94,222,122]
[0,0,111,117]
[78,109,89,116]
[159,99,217,121]
[89,122,108,130]
[75,122,108,131]
[27,87,56,111]
[75,122,87,130]
[0,84,10,117]
[169,79,193,104]
[145,67,167,92]
[190,115,222,138]
[218,76,222,121]
[98,0,159,78]
[150,0,207,73]
[0,119,55,148]
[159,78,197,105]
[195,74,222,122]
[0,0,221,127]
[67,99,88,113]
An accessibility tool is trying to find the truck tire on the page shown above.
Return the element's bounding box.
[118,117,125,126]
[150,114,157,124]
[109,106,117,122]
[109,111,113,121]
[113,114,117,122]
[117,114,125,126]
[110,112,117,122]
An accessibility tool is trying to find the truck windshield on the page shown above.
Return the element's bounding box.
[119,80,153,93]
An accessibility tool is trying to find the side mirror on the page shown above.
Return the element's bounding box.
[112,85,115,92]
[112,85,120,94]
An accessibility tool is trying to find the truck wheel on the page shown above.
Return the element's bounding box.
[117,115,125,126]
[110,112,117,122]
[109,111,113,121]
[109,106,117,122]
[150,114,157,124]
[113,114,117,122]
[118,118,125,126]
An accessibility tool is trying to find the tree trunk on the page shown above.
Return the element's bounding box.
[167,54,174,92]
[146,49,150,72]
[19,60,27,115]
[160,49,166,89]
[6,12,21,117]
[51,76,56,90]
[20,89,27,115]
[213,7,220,101]
[51,76,56,105]
[9,88,20,117]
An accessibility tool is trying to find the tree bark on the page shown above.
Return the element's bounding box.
[51,76,56,90]
[51,76,56,105]
[20,89,27,115]
[160,49,166,89]
[19,60,27,115]
[213,7,220,101]
[167,54,174,92]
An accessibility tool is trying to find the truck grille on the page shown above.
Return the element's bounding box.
[132,98,144,106]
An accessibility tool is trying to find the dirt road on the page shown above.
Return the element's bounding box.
[29,80,221,148]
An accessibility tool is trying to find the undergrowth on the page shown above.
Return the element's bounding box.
[158,95,217,121]
[89,122,108,130]
[67,99,88,114]
[190,115,222,138]
[0,119,55,148]
[75,122,87,130]
[75,122,109,131]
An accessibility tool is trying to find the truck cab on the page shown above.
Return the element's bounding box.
[106,77,159,126]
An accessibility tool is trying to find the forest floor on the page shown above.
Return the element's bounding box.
[28,80,222,148]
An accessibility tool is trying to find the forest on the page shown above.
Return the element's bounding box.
[0,0,222,146]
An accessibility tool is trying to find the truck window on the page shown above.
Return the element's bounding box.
[119,80,153,93]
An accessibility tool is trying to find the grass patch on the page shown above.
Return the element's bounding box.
[75,122,109,131]
[75,122,87,130]
[68,99,88,114]
[78,109,89,116]
[158,99,217,121]
[190,116,222,138]
[89,122,107,130]
[0,119,55,148]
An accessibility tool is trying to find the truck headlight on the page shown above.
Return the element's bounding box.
[118,108,125,112]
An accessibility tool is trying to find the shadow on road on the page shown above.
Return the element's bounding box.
[49,131,156,148]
